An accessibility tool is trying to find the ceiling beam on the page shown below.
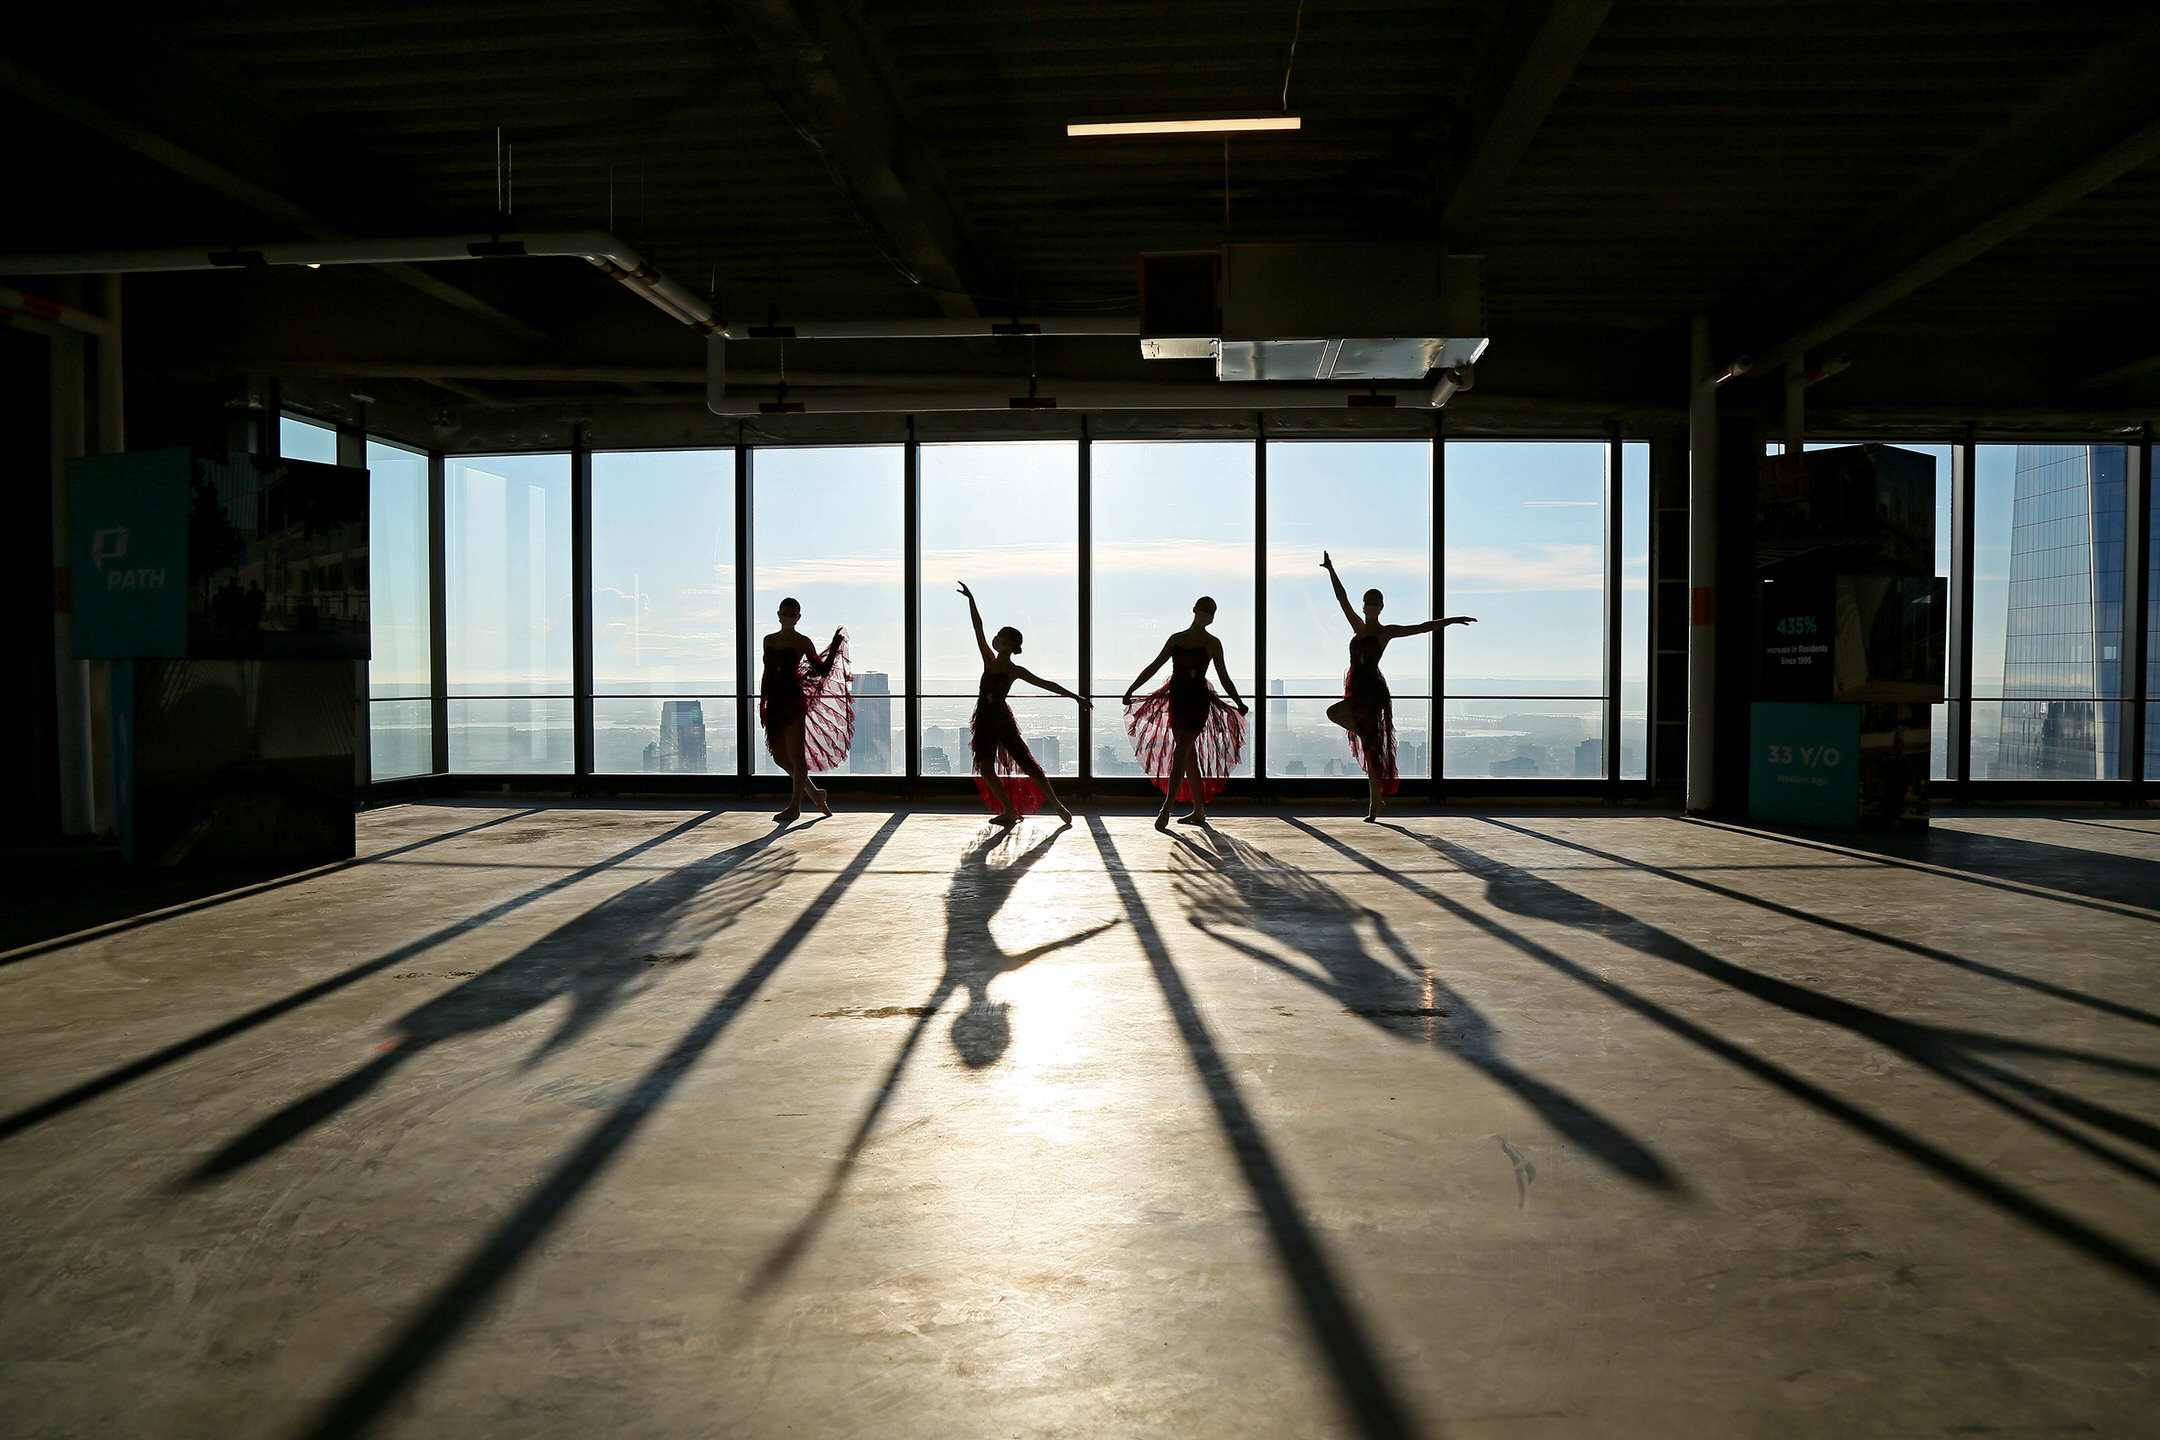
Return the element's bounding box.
[0,53,549,344]
[1440,0,1615,245]
[706,0,986,319]
[1733,17,2160,375]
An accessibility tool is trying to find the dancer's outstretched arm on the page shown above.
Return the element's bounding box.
[1379,615,1478,640]
[1206,634,1249,713]
[1122,641,1172,703]
[956,582,994,666]
[1320,551,1361,630]
[1012,664,1092,708]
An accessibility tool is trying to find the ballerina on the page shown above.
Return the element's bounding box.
[1122,595,1249,830]
[759,596,853,825]
[1319,551,1475,821]
[957,582,1089,827]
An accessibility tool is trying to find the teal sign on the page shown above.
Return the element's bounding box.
[69,448,192,658]
[1749,702,1861,828]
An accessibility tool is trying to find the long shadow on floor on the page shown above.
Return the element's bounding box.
[1092,818,1425,1440]
[1170,829,1677,1192]
[181,828,800,1185]
[0,808,543,961]
[0,810,726,1148]
[291,815,903,1440]
[1285,818,2160,1298]
[1481,819,2160,1032]
[1686,816,2160,919]
[747,822,1114,1294]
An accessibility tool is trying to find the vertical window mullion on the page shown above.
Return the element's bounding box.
[571,429,593,780]
[1078,424,1093,785]
[2124,437,2151,788]
[903,421,922,782]
[1431,421,1445,800]
[1605,432,1623,787]
[734,441,753,786]
[1951,437,1976,789]
[1252,431,1268,787]
[427,450,449,776]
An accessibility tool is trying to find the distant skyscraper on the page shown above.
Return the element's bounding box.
[1997,446,2124,779]
[851,672,891,773]
[1030,735,1060,773]
[1269,678,1288,734]
[647,699,707,772]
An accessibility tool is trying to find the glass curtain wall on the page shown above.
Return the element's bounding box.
[1444,443,1612,779]
[591,450,737,776]
[1970,444,2128,779]
[919,442,1080,779]
[1090,442,1256,777]
[751,446,904,775]
[366,440,433,779]
[1266,442,1431,779]
[445,453,574,772]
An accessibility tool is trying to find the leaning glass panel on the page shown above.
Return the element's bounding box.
[445,453,574,698]
[751,446,903,775]
[368,698,432,781]
[279,414,338,463]
[447,697,574,773]
[366,440,431,704]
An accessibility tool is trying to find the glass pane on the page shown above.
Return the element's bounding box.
[1445,443,1606,699]
[921,697,1081,781]
[1265,441,1431,782]
[752,447,903,775]
[447,697,573,773]
[1443,698,1604,780]
[279,415,338,463]
[1268,698,1430,779]
[1971,700,2121,781]
[1091,441,1255,777]
[445,454,573,698]
[366,440,431,702]
[592,450,735,696]
[593,697,739,775]
[369,698,431,781]
[1620,441,1649,779]
[1971,445,2128,781]
[920,442,1078,695]
[1931,703,1951,782]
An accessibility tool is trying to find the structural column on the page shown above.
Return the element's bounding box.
[1685,316,1719,812]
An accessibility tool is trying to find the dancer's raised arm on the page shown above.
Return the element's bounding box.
[956,582,995,666]
[1206,633,1248,714]
[1321,551,1362,630]
[1122,640,1172,705]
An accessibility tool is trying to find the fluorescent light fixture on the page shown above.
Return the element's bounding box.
[1068,113,1301,137]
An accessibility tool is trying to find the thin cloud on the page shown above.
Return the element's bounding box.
[1444,543,1602,593]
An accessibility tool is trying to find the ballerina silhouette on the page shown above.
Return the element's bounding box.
[957,582,1089,826]
[1122,595,1248,830]
[1320,551,1474,821]
[758,597,852,825]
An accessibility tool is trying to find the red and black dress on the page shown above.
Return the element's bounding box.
[1126,644,1246,803]
[759,631,853,771]
[1341,631,1397,793]
[970,669,1050,816]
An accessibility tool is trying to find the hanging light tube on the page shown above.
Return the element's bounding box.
[1067,113,1301,137]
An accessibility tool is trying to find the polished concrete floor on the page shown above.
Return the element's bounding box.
[2,803,2157,1439]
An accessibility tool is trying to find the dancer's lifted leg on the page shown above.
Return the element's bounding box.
[1319,551,1474,820]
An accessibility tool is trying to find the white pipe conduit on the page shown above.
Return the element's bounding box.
[0,284,113,337]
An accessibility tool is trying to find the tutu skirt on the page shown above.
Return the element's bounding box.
[760,634,854,772]
[1127,680,1245,803]
[971,698,1047,816]
[1341,665,1398,794]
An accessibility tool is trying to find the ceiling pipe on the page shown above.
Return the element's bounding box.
[0,283,113,337]
[704,382,1433,415]
[0,231,725,336]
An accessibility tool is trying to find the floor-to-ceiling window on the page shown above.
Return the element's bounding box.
[366,439,433,780]
[1266,441,1431,779]
[751,446,903,774]
[1090,441,1256,777]
[1444,443,1614,779]
[919,442,1079,779]
[1970,444,2128,779]
[591,449,737,775]
[445,453,574,772]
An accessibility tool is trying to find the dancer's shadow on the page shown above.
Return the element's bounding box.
[747,823,1116,1291]
[179,831,798,1186]
[1171,829,1679,1191]
[1390,823,2160,1191]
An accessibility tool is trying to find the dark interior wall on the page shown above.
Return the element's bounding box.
[1,326,58,840]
